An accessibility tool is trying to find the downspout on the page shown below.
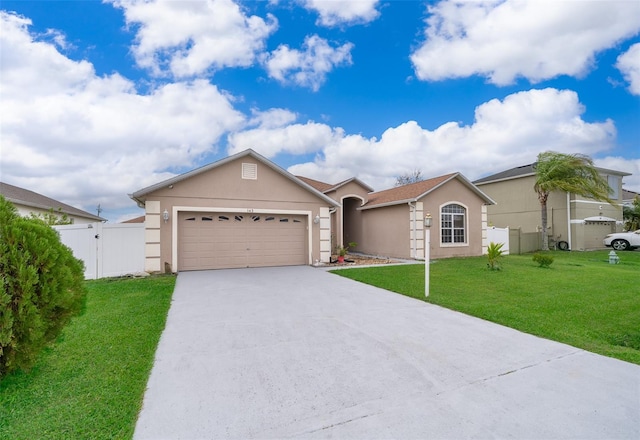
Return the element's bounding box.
[566,192,572,250]
[408,202,416,258]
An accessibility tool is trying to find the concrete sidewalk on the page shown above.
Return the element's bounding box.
[135,266,639,439]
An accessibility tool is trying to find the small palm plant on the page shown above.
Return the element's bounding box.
[486,242,504,271]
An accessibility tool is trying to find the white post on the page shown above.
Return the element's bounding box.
[424,213,432,298]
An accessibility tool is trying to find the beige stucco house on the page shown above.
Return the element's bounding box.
[302,173,496,260]
[474,163,631,251]
[0,181,105,224]
[130,149,495,272]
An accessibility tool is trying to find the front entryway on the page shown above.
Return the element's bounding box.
[178,212,306,270]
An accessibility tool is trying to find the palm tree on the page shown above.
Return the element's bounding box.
[534,151,613,251]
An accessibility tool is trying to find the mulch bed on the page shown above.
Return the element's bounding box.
[328,253,399,266]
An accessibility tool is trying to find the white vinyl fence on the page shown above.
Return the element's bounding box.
[53,223,145,279]
[486,226,510,255]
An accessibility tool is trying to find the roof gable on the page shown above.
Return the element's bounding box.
[362,173,495,209]
[0,182,106,221]
[296,176,375,194]
[131,149,339,207]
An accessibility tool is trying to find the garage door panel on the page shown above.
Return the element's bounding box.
[178,212,307,271]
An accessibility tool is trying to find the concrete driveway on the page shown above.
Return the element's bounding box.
[135,266,639,439]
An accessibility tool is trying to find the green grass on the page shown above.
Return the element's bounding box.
[333,250,640,365]
[0,275,175,439]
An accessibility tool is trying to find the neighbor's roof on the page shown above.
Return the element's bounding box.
[122,215,145,223]
[130,149,340,208]
[474,162,632,185]
[296,176,375,194]
[623,188,639,200]
[361,173,495,210]
[0,181,106,221]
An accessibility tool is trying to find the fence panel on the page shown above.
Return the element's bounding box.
[508,228,541,254]
[54,224,98,279]
[100,224,145,278]
[486,227,510,255]
[54,223,144,279]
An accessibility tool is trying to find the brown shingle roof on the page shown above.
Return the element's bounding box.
[122,215,145,223]
[364,173,457,208]
[0,181,106,221]
[296,176,334,193]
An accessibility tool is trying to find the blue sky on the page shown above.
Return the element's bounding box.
[1,0,639,222]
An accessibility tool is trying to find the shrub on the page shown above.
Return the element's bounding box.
[0,196,86,378]
[486,242,504,270]
[533,253,554,268]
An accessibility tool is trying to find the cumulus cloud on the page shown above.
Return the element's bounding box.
[616,43,640,96]
[247,108,298,129]
[264,34,353,90]
[301,0,380,26]
[278,88,617,190]
[0,11,245,214]
[109,0,277,77]
[228,121,342,157]
[411,0,640,85]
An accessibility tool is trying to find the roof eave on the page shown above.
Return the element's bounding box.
[131,149,340,208]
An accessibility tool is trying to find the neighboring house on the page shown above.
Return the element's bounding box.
[474,163,630,251]
[0,181,105,224]
[622,188,639,206]
[130,149,495,272]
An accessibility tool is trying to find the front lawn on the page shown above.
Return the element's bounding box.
[333,250,640,365]
[0,275,175,439]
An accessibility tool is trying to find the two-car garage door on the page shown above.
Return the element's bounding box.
[178,212,307,270]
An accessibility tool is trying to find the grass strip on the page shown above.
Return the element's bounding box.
[0,275,175,439]
[333,250,640,365]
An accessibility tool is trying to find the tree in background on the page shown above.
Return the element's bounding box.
[0,196,86,379]
[29,207,73,225]
[534,151,613,251]
[623,196,640,231]
[395,169,424,186]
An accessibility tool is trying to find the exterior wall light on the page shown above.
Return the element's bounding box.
[163,209,170,223]
[424,213,433,228]
[314,214,320,224]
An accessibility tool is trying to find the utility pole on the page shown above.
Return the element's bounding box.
[97,204,102,217]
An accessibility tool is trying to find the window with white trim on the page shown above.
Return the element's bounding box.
[441,204,466,244]
[607,175,619,199]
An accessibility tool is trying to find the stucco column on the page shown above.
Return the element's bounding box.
[319,207,331,263]
[410,202,425,259]
[144,201,162,273]
[481,204,489,254]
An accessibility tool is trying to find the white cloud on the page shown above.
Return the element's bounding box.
[247,108,298,129]
[616,43,640,96]
[301,0,380,26]
[280,88,617,190]
[0,11,245,215]
[411,0,640,85]
[264,34,353,91]
[109,0,277,77]
[228,121,341,157]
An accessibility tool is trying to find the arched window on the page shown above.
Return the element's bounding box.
[441,204,466,244]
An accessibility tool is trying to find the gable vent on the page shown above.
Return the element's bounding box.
[242,163,257,180]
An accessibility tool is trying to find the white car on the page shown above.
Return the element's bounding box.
[603,230,640,251]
